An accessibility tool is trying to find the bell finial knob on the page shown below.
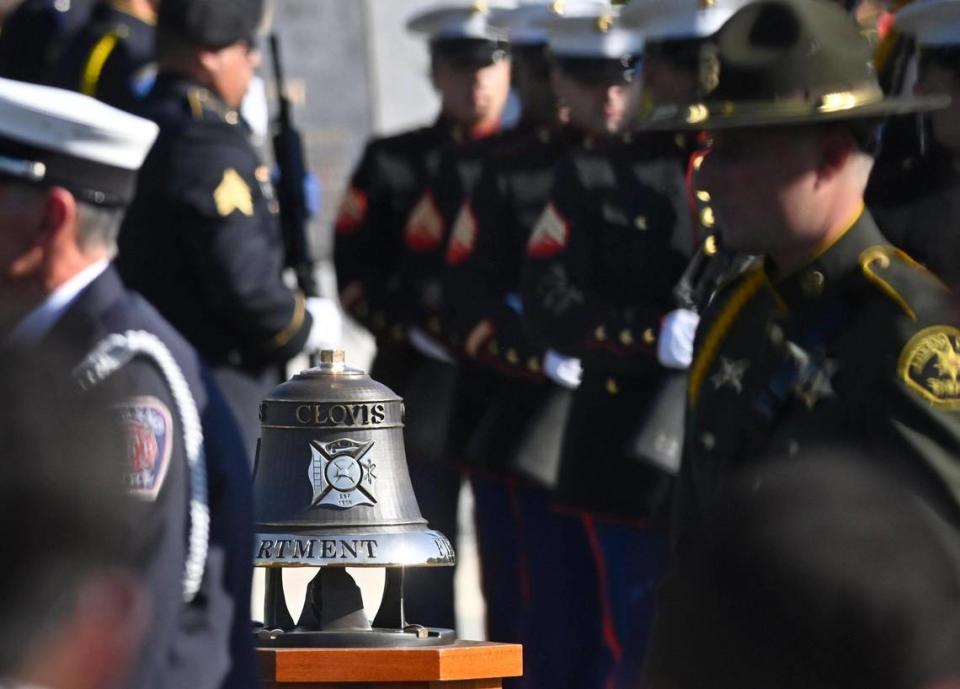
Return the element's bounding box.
[318,350,345,365]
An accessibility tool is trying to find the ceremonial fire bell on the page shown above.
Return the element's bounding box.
[253,351,456,647]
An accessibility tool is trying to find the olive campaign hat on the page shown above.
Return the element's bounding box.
[636,0,948,130]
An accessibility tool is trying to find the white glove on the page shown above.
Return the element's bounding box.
[657,309,700,370]
[305,297,343,352]
[543,349,583,389]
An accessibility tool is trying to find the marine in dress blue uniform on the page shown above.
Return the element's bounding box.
[333,2,513,631]
[0,78,257,689]
[868,0,960,292]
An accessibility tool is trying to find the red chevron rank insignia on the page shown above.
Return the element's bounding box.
[404,192,445,251]
[446,203,478,265]
[334,186,368,235]
[527,203,569,258]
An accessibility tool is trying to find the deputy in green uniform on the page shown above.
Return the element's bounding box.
[636,0,960,683]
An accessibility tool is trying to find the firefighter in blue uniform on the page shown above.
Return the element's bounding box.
[868,0,960,292]
[0,78,257,689]
[333,2,512,631]
[50,0,158,112]
[517,2,751,686]
[443,4,643,687]
[636,0,960,683]
[117,0,342,461]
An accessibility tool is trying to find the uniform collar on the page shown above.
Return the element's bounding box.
[152,75,244,127]
[767,206,884,312]
[8,259,110,347]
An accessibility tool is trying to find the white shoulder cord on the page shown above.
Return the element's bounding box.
[73,330,209,603]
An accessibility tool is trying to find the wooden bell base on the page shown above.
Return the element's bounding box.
[258,640,523,688]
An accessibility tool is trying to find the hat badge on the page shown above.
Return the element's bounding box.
[699,0,717,8]
[471,0,489,14]
[596,13,614,32]
[551,0,567,16]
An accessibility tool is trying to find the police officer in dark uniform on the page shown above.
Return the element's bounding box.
[333,2,512,631]
[0,78,257,689]
[50,0,157,112]
[0,0,94,83]
[638,0,960,682]
[868,0,960,292]
[118,0,341,460]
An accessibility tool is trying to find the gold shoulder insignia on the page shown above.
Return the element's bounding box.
[898,326,960,409]
[214,169,254,217]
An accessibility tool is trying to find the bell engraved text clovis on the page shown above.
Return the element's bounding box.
[295,402,387,427]
[309,437,378,509]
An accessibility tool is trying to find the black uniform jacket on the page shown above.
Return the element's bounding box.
[51,0,154,112]
[674,210,960,560]
[519,133,697,517]
[32,265,257,689]
[869,142,960,293]
[0,0,95,84]
[333,115,468,356]
[118,75,311,449]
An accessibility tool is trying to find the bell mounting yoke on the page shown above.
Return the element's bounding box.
[253,350,456,647]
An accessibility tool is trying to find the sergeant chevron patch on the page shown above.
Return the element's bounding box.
[214,168,254,217]
[446,203,478,265]
[334,186,368,235]
[527,203,569,258]
[404,191,445,251]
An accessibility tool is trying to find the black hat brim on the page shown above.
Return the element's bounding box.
[636,93,950,131]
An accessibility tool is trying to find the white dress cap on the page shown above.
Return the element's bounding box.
[546,9,645,59]
[0,78,158,205]
[620,0,758,41]
[407,1,518,41]
[490,0,613,45]
[896,0,960,47]
[0,77,158,171]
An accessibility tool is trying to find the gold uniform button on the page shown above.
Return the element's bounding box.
[634,215,648,231]
[527,356,541,372]
[696,190,711,202]
[704,235,718,256]
[801,270,825,297]
[620,329,635,346]
[606,378,619,395]
[643,328,656,345]
[700,207,716,228]
[506,348,519,365]
[595,325,607,341]
[225,111,240,126]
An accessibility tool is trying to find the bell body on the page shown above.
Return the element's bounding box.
[253,353,455,569]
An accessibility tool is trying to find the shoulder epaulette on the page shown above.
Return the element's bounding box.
[185,86,240,125]
[859,244,950,323]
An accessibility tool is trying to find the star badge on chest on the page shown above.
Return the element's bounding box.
[796,358,840,410]
[710,357,750,394]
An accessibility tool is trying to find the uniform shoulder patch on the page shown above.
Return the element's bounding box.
[898,326,960,409]
[404,191,445,251]
[334,186,368,235]
[118,396,174,500]
[527,203,569,258]
[213,168,254,217]
[446,203,478,266]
